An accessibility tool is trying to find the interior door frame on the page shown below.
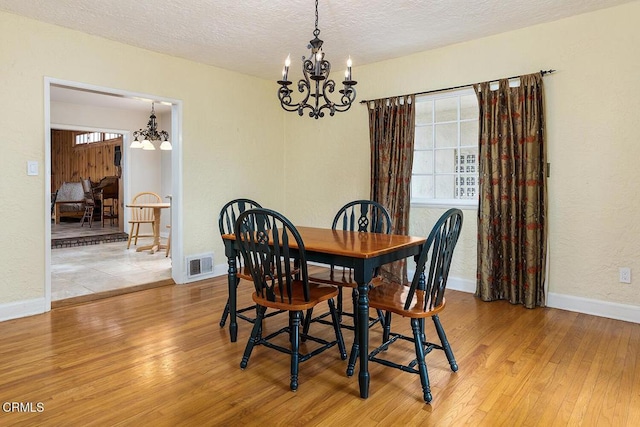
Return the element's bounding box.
[44,77,184,310]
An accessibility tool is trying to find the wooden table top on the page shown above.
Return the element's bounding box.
[223,226,425,259]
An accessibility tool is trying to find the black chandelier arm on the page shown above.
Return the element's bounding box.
[278,81,308,114]
[296,78,312,104]
[277,77,357,119]
[298,77,333,119]
[132,128,170,142]
[332,86,357,113]
[133,129,149,140]
[158,130,169,141]
[315,78,358,116]
[300,100,332,119]
[319,77,336,97]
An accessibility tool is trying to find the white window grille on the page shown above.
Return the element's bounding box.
[412,87,479,206]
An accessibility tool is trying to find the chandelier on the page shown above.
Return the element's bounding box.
[277,0,357,119]
[131,102,171,150]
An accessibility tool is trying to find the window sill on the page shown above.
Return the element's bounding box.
[411,199,478,210]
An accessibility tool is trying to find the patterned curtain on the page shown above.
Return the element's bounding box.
[474,73,547,308]
[368,95,416,284]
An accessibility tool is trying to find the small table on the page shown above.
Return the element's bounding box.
[125,202,170,254]
[222,226,425,399]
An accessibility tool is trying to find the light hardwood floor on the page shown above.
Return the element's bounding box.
[1,275,639,426]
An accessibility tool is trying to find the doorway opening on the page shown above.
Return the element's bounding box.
[45,78,183,308]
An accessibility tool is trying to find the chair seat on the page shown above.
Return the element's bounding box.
[253,282,338,311]
[309,267,386,289]
[128,219,154,224]
[368,283,446,318]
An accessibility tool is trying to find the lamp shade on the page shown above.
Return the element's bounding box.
[142,139,156,150]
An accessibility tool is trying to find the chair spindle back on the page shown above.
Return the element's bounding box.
[218,198,262,236]
[235,208,309,304]
[406,208,463,312]
[332,200,392,234]
[130,192,161,221]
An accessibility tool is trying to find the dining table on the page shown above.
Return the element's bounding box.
[222,226,426,399]
[125,202,171,254]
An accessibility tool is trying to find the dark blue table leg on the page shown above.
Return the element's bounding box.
[357,279,370,398]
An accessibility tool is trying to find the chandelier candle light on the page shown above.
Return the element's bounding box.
[131,102,171,151]
[277,0,357,119]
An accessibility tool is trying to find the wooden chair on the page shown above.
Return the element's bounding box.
[217,198,265,328]
[80,178,96,228]
[50,189,58,216]
[96,176,119,227]
[235,208,347,391]
[101,197,118,227]
[304,200,392,336]
[127,192,161,249]
[219,199,300,334]
[362,208,463,403]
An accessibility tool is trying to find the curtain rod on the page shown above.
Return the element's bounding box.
[359,69,556,104]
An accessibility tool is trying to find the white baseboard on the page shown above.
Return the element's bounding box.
[210,266,640,324]
[547,292,640,324]
[446,277,476,293]
[446,277,640,324]
[0,298,47,322]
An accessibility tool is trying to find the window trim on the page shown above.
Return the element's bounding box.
[411,198,478,209]
[411,86,479,207]
[74,131,123,147]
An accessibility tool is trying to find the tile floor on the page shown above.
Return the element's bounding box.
[51,240,172,301]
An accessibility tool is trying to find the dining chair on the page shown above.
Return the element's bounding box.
[218,198,268,328]
[362,208,463,403]
[50,189,58,216]
[101,197,118,227]
[80,178,96,228]
[235,208,347,391]
[126,192,161,249]
[304,200,392,334]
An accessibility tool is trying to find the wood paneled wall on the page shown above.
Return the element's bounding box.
[51,130,122,191]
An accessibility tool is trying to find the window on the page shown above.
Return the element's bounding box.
[411,87,479,206]
[75,132,122,146]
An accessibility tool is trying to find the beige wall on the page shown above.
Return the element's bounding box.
[1,2,639,319]
[0,11,285,308]
[284,2,640,309]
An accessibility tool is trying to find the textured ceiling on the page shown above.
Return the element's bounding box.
[0,0,633,81]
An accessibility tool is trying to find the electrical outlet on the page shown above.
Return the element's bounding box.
[619,267,631,284]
